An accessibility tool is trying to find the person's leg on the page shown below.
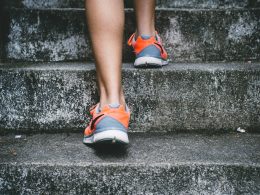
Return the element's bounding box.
[85,0,125,108]
[134,0,156,36]
[84,0,130,144]
[128,0,168,68]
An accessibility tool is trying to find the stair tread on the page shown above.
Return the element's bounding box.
[3,0,260,9]
[5,7,260,10]
[1,62,260,71]
[1,133,259,167]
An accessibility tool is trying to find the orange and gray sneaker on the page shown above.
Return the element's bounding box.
[128,31,168,68]
[83,103,130,144]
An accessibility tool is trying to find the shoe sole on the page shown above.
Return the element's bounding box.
[134,56,168,68]
[83,130,129,145]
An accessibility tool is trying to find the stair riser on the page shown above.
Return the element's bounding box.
[0,164,259,194]
[0,65,259,133]
[3,9,260,62]
[3,0,260,9]
[0,3,4,62]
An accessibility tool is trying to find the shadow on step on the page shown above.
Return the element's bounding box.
[85,143,129,158]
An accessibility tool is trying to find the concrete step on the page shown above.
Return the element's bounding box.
[0,62,259,134]
[0,4,4,62]
[3,0,260,9]
[2,8,260,62]
[0,133,259,194]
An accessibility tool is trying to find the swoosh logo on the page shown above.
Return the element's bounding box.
[90,114,104,130]
[154,42,164,54]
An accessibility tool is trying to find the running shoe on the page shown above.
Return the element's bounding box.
[83,103,130,144]
[127,31,168,68]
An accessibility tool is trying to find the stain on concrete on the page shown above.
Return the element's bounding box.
[164,17,198,61]
[228,15,257,42]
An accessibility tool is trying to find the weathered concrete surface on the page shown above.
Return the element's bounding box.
[155,0,260,8]
[0,1,6,62]
[3,8,260,62]
[0,133,259,194]
[0,62,259,133]
[3,0,260,9]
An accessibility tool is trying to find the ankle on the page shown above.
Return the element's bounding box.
[99,89,126,109]
[136,29,156,37]
[99,98,125,109]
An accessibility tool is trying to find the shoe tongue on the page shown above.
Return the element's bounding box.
[141,34,152,40]
[109,103,120,108]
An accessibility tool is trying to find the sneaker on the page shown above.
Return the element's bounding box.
[83,103,130,144]
[127,31,168,68]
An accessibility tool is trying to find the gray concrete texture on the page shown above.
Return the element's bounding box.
[2,8,260,62]
[0,62,259,133]
[3,0,260,9]
[0,133,259,194]
[0,1,5,62]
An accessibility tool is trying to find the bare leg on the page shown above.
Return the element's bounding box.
[134,0,156,36]
[85,0,125,108]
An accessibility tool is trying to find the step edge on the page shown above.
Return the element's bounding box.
[1,162,260,168]
[1,62,260,71]
[3,7,260,12]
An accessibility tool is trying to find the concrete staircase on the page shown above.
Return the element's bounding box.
[0,0,260,194]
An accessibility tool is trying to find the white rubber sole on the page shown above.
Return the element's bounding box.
[83,130,129,144]
[134,56,168,68]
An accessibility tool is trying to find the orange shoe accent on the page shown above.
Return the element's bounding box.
[101,105,130,128]
[89,103,99,116]
[127,31,168,60]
